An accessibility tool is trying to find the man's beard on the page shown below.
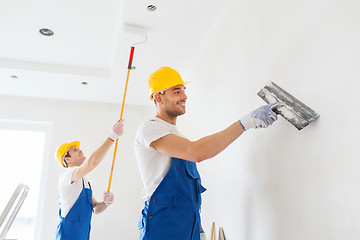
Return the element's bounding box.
[165,106,186,118]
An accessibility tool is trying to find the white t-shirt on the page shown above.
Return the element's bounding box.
[58,166,91,217]
[134,117,184,201]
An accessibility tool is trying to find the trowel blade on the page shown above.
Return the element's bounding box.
[257,81,319,130]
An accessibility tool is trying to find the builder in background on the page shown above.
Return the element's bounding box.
[135,66,281,240]
[56,120,124,240]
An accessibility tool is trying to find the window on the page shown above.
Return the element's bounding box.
[0,119,51,240]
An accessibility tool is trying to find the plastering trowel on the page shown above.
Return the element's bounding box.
[257,81,319,130]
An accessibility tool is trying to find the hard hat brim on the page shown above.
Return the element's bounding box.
[149,81,191,100]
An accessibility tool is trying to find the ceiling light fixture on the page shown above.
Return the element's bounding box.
[147,5,156,11]
[39,28,54,36]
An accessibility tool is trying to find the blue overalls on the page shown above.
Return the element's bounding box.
[56,179,93,240]
[138,157,206,240]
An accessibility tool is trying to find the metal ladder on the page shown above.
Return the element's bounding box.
[0,183,29,239]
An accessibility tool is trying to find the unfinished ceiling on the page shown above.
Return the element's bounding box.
[0,0,226,106]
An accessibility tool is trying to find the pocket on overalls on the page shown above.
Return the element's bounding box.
[146,205,170,236]
[183,161,206,204]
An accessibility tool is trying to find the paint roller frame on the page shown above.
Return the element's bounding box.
[257,81,319,130]
[106,33,147,192]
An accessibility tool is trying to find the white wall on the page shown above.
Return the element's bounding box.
[180,0,360,239]
[0,94,154,239]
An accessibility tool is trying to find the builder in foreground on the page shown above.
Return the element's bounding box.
[135,66,281,240]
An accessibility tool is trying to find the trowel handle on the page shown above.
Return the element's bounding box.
[270,102,285,114]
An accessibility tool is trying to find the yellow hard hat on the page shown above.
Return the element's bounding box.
[148,66,190,100]
[55,141,80,168]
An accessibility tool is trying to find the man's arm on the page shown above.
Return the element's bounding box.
[72,120,124,183]
[92,192,114,214]
[92,196,108,214]
[72,138,114,183]
[151,103,281,163]
[151,121,244,163]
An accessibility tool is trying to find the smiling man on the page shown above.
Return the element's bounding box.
[55,120,124,240]
[135,66,282,240]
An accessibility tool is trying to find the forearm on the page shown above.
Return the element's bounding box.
[72,121,124,183]
[152,121,245,163]
[87,138,114,168]
[72,138,114,182]
[190,121,244,162]
[93,201,108,214]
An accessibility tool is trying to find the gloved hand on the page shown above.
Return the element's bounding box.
[239,102,283,130]
[104,192,114,205]
[108,119,124,141]
[200,231,207,240]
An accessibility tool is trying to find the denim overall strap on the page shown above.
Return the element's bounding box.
[139,157,206,240]
[56,179,93,240]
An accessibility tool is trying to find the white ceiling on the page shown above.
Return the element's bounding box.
[0,0,226,106]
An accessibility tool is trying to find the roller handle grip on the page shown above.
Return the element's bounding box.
[128,46,135,69]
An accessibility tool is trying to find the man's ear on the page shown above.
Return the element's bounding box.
[64,157,71,167]
[154,93,162,104]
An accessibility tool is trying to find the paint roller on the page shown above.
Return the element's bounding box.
[257,81,319,130]
[107,28,147,192]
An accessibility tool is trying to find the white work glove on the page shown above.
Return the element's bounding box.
[239,102,283,130]
[108,119,124,141]
[104,192,114,205]
[200,231,207,240]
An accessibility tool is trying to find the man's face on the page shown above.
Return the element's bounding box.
[64,146,86,167]
[160,84,188,117]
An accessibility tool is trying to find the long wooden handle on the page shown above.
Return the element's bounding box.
[107,47,135,192]
[211,222,215,240]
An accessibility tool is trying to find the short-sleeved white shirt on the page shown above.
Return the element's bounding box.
[58,166,91,217]
[134,117,183,201]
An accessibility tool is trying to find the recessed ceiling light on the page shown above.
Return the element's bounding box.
[39,28,54,36]
[147,5,156,11]
[81,81,88,85]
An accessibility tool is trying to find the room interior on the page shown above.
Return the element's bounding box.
[1,0,359,239]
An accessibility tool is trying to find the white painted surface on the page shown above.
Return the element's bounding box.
[181,0,360,239]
